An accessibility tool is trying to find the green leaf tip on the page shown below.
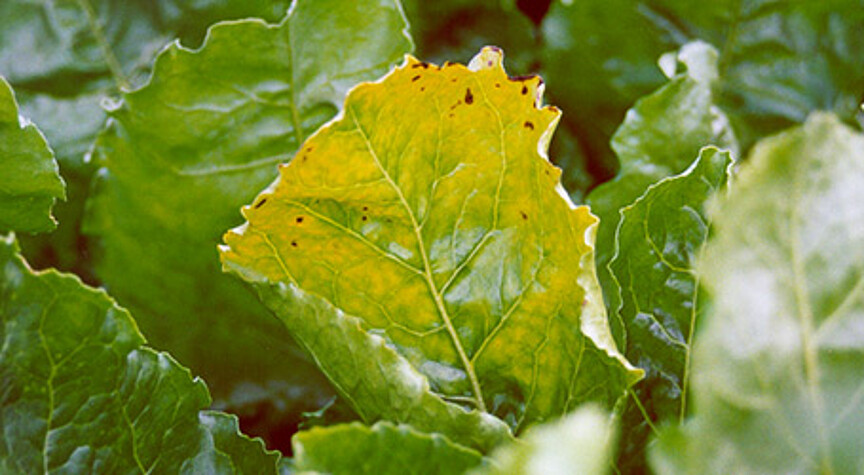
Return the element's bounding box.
[0,76,65,234]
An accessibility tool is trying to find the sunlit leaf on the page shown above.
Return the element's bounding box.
[652,113,864,473]
[221,47,640,452]
[475,404,616,475]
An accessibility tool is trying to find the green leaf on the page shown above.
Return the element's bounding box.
[607,147,733,471]
[474,404,616,475]
[0,77,65,234]
[651,113,864,473]
[1,0,292,287]
[221,47,640,452]
[586,42,737,340]
[291,422,484,474]
[83,0,413,420]
[0,235,278,474]
[541,0,864,171]
[0,0,291,169]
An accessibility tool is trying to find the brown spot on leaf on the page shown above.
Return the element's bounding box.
[296,216,304,224]
[520,211,528,220]
[254,198,267,209]
[291,240,298,247]
[412,75,421,82]
[465,88,474,104]
[495,83,501,88]
[524,121,534,130]
[362,216,368,221]
[521,85,528,95]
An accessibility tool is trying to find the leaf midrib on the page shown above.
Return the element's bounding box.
[346,105,488,413]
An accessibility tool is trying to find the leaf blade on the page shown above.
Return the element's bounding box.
[652,113,864,473]
[0,235,278,474]
[221,48,640,451]
[0,77,65,234]
[82,0,414,418]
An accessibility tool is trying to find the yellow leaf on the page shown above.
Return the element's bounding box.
[221,47,640,451]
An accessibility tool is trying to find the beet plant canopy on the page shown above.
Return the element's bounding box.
[1,1,862,474]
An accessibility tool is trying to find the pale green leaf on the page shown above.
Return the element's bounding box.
[0,77,65,234]
[291,422,484,474]
[1,0,292,288]
[652,113,864,473]
[474,404,616,475]
[221,47,640,452]
[0,0,291,168]
[0,235,278,474]
[83,0,413,417]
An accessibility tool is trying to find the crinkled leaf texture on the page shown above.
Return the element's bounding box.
[83,0,413,410]
[652,114,864,473]
[608,147,733,472]
[0,235,277,474]
[587,42,737,341]
[0,0,291,168]
[0,77,64,234]
[291,421,484,474]
[221,47,640,452]
[474,404,615,475]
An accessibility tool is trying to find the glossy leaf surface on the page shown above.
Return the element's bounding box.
[83,0,413,416]
[292,422,483,474]
[608,147,733,471]
[652,114,864,473]
[587,42,737,337]
[222,48,640,451]
[0,77,64,234]
[0,235,278,474]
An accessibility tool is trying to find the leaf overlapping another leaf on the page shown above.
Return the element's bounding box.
[541,0,864,171]
[221,47,641,452]
[587,41,737,342]
[83,0,413,419]
[0,77,65,234]
[608,147,733,471]
[652,113,864,473]
[0,236,278,474]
